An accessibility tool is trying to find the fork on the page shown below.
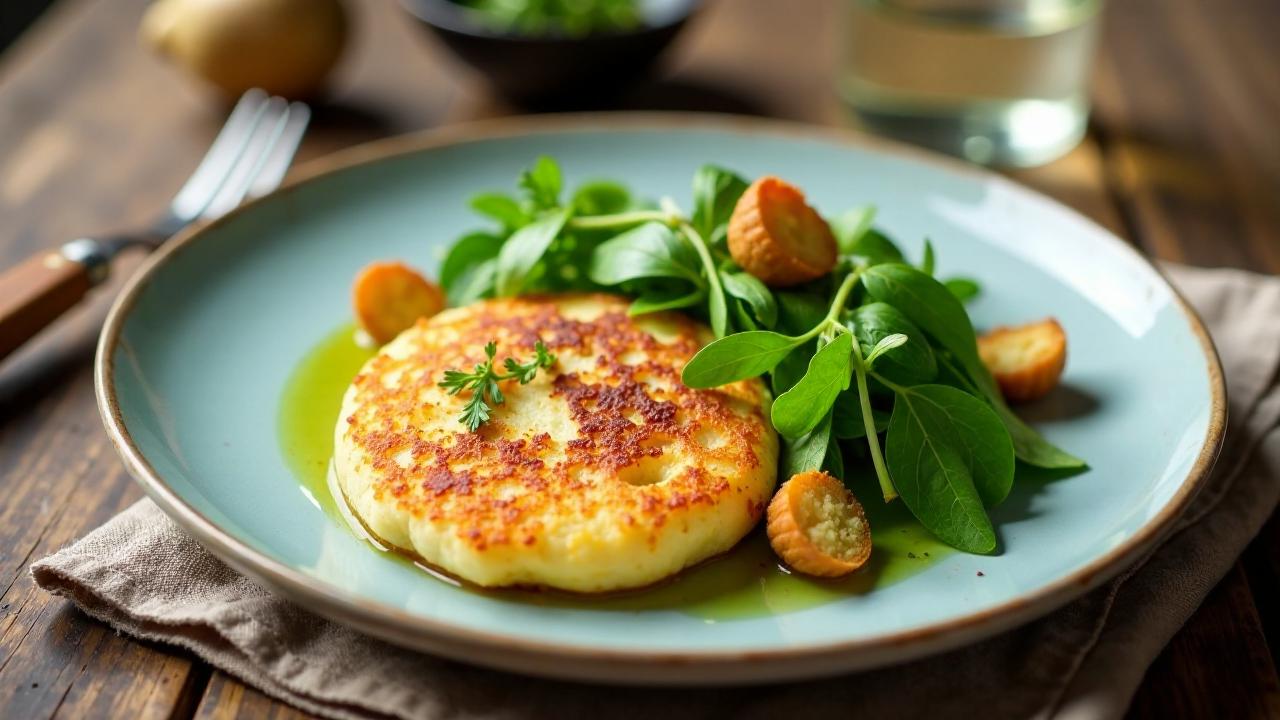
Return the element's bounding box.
[0,89,310,362]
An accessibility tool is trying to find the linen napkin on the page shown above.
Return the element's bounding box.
[32,264,1280,720]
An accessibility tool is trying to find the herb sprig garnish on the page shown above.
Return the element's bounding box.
[439,340,556,431]
[435,156,1086,555]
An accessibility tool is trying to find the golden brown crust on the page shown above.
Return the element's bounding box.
[727,176,838,287]
[337,295,776,575]
[977,318,1068,403]
[767,471,871,577]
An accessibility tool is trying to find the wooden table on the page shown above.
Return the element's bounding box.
[1,0,1277,716]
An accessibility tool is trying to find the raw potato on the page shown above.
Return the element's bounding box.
[728,176,838,287]
[352,261,445,345]
[767,470,872,577]
[142,0,347,99]
[978,318,1068,403]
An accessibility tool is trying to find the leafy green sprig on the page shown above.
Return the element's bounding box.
[437,156,1085,555]
[439,340,556,431]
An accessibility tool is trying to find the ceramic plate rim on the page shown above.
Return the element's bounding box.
[94,113,1227,684]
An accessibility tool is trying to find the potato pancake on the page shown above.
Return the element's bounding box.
[333,294,778,593]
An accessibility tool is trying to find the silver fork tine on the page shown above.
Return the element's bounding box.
[167,89,269,223]
[247,102,311,199]
[200,97,291,218]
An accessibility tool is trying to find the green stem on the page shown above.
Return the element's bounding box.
[678,222,728,337]
[566,210,672,231]
[795,269,862,343]
[852,344,897,501]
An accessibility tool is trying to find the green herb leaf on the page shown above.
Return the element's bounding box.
[824,439,845,480]
[772,333,853,439]
[845,229,906,266]
[571,181,631,216]
[832,392,891,439]
[783,410,833,477]
[863,263,1082,468]
[441,232,504,291]
[439,339,557,431]
[886,388,997,553]
[629,288,705,316]
[447,258,498,305]
[770,343,813,396]
[775,291,829,336]
[849,302,937,385]
[589,222,701,285]
[864,333,909,366]
[944,277,981,303]
[494,208,570,297]
[720,271,777,328]
[921,238,936,275]
[519,156,562,210]
[831,206,876,255]
[891,384,1015,506]
[691,165,749,242]
[681,331,798,388]
[470,194,529,230]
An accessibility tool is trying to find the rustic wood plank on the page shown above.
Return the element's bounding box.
[1092,0,1280,272]
[1128,564,1280,719]
[1244,510,1280,671]
[193,672,316,720]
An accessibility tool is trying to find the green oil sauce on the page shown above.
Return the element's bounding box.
[279,324,952,620]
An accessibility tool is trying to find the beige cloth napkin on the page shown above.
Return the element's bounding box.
[32,264,1280,720]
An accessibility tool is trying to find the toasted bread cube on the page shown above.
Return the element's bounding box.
[728,176,838,287]
[352,261,445,345]
[767,470,872,577]
[977,318,1067,403]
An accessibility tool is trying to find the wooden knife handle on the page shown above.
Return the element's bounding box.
[0,249,94,362]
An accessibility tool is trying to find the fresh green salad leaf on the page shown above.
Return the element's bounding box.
[772,333,853,439]
[721,271,777,328]
[889,384,1015,506]
[831,206,877,255]
[783,411,833,477]
[519,155,562,210]
[572,181,631,216]
[850,302,936,386]
[862,263,1084,470]
[682,331,798,388]
[494,208,571,296]
[469,194,528,231]
[886,400,997,554]
[945,277,982,302]
[589,222,701,285]
[691,165,748,244]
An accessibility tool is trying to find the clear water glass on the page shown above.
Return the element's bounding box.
[839,0,1102,167]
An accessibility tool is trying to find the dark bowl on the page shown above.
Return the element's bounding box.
[400,0,702,108]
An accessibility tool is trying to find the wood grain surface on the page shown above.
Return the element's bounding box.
[0,0,1276,717]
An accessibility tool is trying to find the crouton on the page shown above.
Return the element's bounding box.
[767,470,872,577]
[352,261,444,345]
[977,318,1067,403]
[728,176,838,287]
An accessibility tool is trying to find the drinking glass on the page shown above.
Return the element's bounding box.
[839,0,1102,167]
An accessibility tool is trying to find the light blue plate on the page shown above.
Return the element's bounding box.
[97,116,1225,684]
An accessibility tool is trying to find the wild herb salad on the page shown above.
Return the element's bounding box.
[423,157,1085,556]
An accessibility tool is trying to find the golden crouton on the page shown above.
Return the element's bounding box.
[977,318,1067,403]
[728,176,838,287]
[351,261,444,345]
[767,470,871,577]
